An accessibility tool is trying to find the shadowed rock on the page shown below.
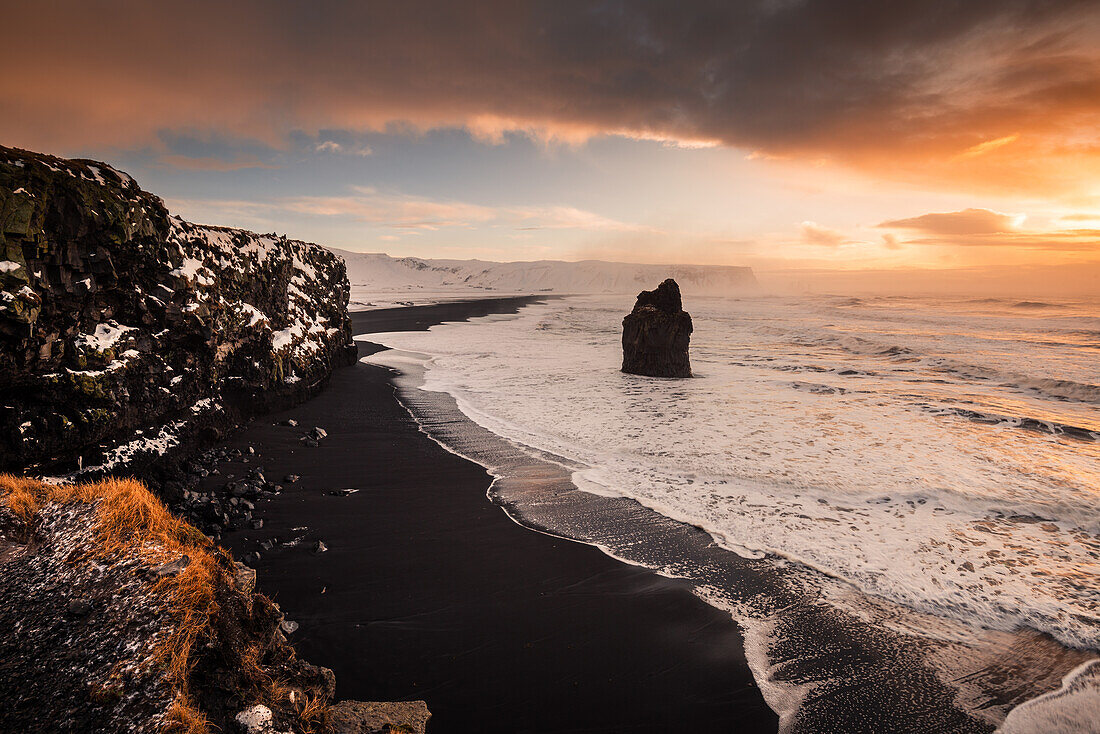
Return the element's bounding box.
[621,279,693,378]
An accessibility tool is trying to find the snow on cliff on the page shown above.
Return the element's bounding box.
[330,249,759,308]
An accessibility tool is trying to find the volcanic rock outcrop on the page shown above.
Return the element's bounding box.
[0,146,358,476]
[621,278,693,378]
[0,474,430,734]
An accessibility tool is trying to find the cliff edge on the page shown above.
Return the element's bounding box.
[0,475,429,734]
[0,146,357,477]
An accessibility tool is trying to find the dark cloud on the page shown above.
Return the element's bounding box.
[2,0,1098,181]
[878,209,1021,235]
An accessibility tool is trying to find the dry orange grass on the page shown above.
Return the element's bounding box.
[163,695,212,734]
[263,676,329,734]
[0,474,227,733]
[294,693,329,734]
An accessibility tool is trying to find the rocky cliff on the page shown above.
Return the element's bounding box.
[0,475,430,734]
[621,279,693,378]
[0,146,357,476]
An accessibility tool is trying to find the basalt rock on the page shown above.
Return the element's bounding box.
[0,146,358,476]
[621,278,693,378]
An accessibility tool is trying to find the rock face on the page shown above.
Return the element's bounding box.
[621,278,693,378]
[0,146,358,475]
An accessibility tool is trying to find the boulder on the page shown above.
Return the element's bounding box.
[234,561,257,595]
[148,555,190,579]
[326,700,431,734]
[621,279,693,377]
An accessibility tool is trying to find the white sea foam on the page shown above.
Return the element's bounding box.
[999,659,1100,733]
[367,294,1100,652]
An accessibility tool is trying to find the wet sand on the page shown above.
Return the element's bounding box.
[218,297,778,733]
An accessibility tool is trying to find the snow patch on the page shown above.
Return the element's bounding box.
[235,302,268,327]
[169,257,210,285]
[74,322,135,352]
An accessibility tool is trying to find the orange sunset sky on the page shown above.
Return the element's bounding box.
[3,0,1099,295]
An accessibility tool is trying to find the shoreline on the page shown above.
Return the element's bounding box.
[359,296,1098,733]
[211,296,779,733]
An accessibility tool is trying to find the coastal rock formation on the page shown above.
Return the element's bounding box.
[0,146,357,476]
[0,475,337,733]
[621,279,693,377]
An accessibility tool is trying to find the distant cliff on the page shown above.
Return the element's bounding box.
[0,146,357,476]
[332,248,760,298]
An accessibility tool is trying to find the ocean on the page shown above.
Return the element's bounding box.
[366,293,1100,730]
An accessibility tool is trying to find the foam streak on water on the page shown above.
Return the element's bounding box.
[366,294,1100,727]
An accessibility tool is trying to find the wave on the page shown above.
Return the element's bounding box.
[781,326,1100,404]
[1004,376,1100,404]
[1013,301,1064,309]
[789,331,917,359]
[930,406,1099,442]
[787,381,847,395]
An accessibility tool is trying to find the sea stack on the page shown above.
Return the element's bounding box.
[621,278,693,378]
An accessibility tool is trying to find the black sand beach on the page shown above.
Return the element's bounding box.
[213,297,778,733]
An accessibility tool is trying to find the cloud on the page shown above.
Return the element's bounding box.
[2,1,1098,195]
[874,208,1099,250]
[878,209,1024,235]
[157,154,279,171]
[882,233,902,250]
[314,140,373,156]
[177,187,652,233]
[284,191,499,230]
[800,221,848,248]
[900,229,1100,251]
[957,135,1020,159]
[760,262,1100,298]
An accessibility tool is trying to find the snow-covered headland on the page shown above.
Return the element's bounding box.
[331,248,759,310]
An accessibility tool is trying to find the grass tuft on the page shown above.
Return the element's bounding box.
[294,693,329,734]
[163,694,213,734]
